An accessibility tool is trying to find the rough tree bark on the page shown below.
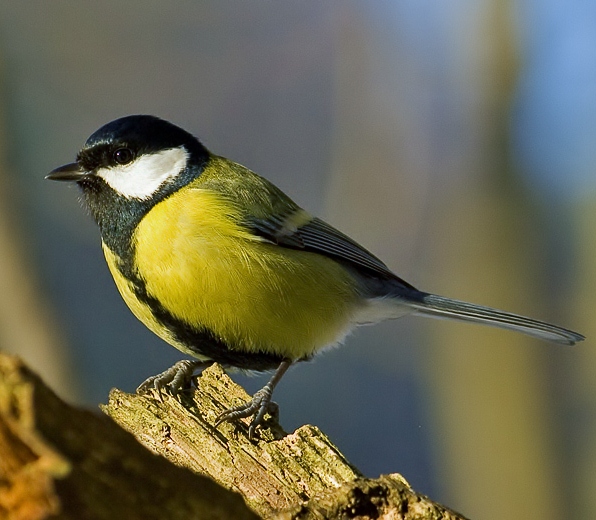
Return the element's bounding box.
[0,352,469,519]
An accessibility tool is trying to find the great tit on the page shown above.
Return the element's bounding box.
[47,115,584,438]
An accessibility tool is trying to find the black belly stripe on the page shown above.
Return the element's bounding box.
[114,248,285,371]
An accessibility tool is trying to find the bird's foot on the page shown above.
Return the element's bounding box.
[215,359,291,439]
[215,386,279,440]
[136,360,209,397]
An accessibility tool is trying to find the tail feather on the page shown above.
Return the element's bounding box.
[410,293,584,346]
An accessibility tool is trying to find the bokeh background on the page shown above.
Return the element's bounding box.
[0,2,594,519]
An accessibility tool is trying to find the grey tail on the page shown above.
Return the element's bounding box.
[409,293,584,346]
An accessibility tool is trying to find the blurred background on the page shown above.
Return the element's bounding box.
[0,1,594,519]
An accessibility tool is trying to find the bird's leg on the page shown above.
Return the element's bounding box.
[136,359,210,397]
[215,359,292,439]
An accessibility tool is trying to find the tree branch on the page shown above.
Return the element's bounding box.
[0,353,257,520]
[0,352,469,519]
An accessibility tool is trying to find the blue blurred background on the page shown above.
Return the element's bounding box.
[0,2,594,519]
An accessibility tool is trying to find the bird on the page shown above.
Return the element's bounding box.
[47,115,585,439]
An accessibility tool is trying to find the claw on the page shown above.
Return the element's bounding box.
[136,360,209,396]
[215,387,277,439]
[214,359,291,439]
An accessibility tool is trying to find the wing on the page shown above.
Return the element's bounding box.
[295,217,394,276]
[198,156,414,287]
[249,211,415,288]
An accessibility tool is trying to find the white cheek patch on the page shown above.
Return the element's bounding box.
[96,147,189,200]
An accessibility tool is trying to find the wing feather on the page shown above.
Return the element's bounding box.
[296,218,392,276]
[249,212,415,288]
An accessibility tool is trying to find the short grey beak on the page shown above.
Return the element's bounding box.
[46,162,87,181]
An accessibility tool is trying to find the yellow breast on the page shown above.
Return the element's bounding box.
[107,187,359,361]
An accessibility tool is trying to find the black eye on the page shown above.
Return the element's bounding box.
[113,147,134,165]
